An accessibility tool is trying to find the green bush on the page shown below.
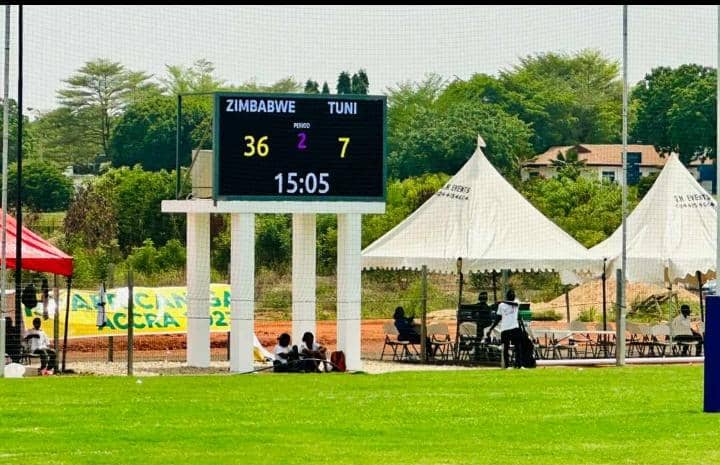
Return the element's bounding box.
[577,307,599,322]
[532,310,563,321]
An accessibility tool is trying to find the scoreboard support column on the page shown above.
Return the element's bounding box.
[337,213,362,371]
[292,213,317,344]
[187,213,210,367]
[231,213,255,373]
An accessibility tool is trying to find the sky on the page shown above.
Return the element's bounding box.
[0,5,717,113]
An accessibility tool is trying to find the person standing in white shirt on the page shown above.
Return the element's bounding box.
[23,317,56,375]
[486,290,523,368]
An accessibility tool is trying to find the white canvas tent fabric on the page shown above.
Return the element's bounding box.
[362,142,601,278]
[590,154,716,284]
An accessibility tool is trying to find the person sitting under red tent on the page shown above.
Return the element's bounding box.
[24,317,56,375]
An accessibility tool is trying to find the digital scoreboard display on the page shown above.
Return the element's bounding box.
[214,93,386,201]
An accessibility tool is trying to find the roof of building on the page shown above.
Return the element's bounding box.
[523,144,669,168]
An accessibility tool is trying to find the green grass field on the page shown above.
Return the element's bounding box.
[1,365,718,465]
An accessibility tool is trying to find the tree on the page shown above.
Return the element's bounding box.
[26,107,98,167]
[351,69,369,94]
[110,93,211,170]
[388,102,533,180]
[57,58,151,155]
[321,82,330,94]
[7,159,74,212]
[94,166,183,251]
[304,79,320,94]
[499,50,622,151]
[631,64,717,164]
[549,147,586,180]
[64,183,118,249]
[336,71,352,94]
[160,59,225,94]
[522,175,636,247]
[387,74,445,149]
[0,98,25,166]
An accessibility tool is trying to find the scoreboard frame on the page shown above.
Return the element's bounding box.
[212,92,387,203]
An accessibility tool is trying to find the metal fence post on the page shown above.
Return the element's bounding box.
[127,268,134,376]
[420,265,428,363]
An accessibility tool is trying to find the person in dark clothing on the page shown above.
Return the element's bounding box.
[21,282,38,312]
[5,316,22,363]
[393,306,421,343]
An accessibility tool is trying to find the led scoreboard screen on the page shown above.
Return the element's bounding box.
[214,93,386,201]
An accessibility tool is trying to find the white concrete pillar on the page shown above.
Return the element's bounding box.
[292,213,316,344]
[230,213,255,373]
[186,213,210,367]
[337,213,362,371]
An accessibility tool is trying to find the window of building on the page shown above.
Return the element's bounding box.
[602,171,616,183]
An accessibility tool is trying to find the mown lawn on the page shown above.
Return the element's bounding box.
[0,365,718,465]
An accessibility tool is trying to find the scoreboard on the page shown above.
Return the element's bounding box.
[214,93,386,201]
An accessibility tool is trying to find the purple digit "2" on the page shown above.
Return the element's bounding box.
[297,132,307,150]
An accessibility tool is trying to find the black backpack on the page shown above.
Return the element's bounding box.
[518,320,537,368]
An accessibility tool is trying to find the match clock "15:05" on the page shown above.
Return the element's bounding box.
[214,93,386,201]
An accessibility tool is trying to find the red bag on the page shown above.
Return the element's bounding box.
[330,351,346,372]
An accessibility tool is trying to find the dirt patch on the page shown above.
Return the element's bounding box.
[532,278,700,320]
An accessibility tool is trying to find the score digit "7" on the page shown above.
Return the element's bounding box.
[338,137,350,158]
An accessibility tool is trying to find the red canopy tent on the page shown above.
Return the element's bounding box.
[0,209,73,276]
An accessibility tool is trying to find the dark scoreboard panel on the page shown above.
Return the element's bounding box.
[214,93,386,201]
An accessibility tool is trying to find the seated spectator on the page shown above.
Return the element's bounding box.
[24,317,56,375]
[671,305,703,356]
[393,306,421,344]
[4,317,21,363]
[299,331,328,372]
[273,332,299,372]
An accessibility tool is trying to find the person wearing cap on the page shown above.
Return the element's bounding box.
[671,305,703,356]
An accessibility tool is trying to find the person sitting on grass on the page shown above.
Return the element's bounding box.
[299,331,328,372]
[273,333,299,373]
[24,317,56,375]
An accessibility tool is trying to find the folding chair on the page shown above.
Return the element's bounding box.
[380,321,418,361]
[427,322,453,361]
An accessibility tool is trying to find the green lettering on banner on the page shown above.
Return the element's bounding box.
[107,294,115,306]
[114,313,128,330]
[72,294,93,311]
[211,310,228,327]
[103,317,116,330]
[24,308,32,317]
[163,313,180,328]
[210,292,221,308]
[133,313,146,329]
[134,292,154,310]
[145,313,159,328]
[156,293,175,310]
[223,290,231,308]
[172,293,186,309]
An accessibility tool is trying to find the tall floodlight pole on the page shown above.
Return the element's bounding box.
[617,5,628,366]
[0,5,10,375]
[13,5,21,339]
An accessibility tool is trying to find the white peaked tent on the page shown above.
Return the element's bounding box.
[590,154,716,284]
[362,140,601,278]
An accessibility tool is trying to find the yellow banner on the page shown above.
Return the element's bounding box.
[22,284,233,338]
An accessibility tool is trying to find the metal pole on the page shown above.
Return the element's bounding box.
[698,271,705,322]
[175,94,182,199]
[0,4,10,375]
[13,4,22,346]
[565,286,571,323]
[455,258,463,347]
[602,259,607,330]
[618,4,628,367]
[420,265,428,363]
[491,271,497,302]
[52,274,58,352]
[108,264,114,362]
[127,267,134,376]
[61,277,71,373]
[615,270,626,366]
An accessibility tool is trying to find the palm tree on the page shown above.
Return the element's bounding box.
[550,147,586,179]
